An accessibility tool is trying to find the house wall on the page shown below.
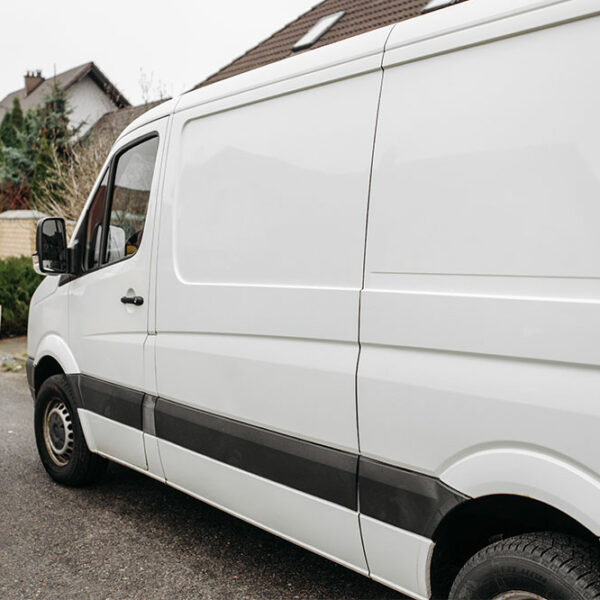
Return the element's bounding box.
[68,76,118,135]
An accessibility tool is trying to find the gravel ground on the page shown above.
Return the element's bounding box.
[0,370,406,600]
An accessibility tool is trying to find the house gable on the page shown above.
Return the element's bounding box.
[0,62,129,129]
[68,76,124,135]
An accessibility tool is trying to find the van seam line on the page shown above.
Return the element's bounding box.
[355,31,393,576]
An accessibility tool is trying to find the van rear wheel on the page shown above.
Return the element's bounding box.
[449,532,600,600]
[34,374,107,486]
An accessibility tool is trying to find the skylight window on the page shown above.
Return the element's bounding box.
[293,11,345,51]
[422,0,466,14]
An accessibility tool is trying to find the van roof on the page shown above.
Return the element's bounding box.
[118,0,588,140]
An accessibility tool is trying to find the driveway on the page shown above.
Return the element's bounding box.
[0,369,405,600]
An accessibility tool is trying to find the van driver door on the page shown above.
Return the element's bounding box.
[68,119,166,469]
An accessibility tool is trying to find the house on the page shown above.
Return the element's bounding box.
[195,0,436,89]
[0,62,130,136]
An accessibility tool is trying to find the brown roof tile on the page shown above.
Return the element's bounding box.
[87,99,168,144]
[195,0,432,89]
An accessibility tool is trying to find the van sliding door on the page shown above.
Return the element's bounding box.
[152,29,392,573]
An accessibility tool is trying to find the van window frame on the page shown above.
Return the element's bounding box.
[72,131,160,280]
[76,167,109,275]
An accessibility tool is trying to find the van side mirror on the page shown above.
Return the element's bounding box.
[35,217,68,275]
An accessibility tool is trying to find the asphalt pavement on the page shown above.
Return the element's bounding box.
[0,369,405,600]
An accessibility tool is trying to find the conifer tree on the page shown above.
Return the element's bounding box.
[11,98,24,131]
[32,84,74,158]
[0,84,75,208]
[0,112,10,164]
[32,138,52,186]
[32,137,59,203]
[0,111,17,148]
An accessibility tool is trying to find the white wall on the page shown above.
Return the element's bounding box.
[67,76,118,135]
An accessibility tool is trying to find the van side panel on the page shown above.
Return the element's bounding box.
[154,42,388,572]
[360,7,600,587]
[156,68,382,450]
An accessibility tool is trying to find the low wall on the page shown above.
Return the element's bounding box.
[0,210,75,259]
[0,212,40,259]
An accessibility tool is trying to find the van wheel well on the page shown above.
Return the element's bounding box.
[34,356,64,396]
[430,494,597,599]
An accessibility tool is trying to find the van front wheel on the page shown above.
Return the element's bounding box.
[449,532,600,600]
[34,374,106,486]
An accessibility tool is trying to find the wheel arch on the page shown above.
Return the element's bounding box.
[32,334,79,395]
[430,446,600,597]
[34,355,64,395]
[440,447,600,536]
[429,493,597,598]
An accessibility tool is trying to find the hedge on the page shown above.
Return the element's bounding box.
[0,256,42,338]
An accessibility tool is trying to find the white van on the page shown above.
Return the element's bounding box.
[27,0,600,597]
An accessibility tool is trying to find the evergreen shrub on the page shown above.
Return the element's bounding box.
[0,256,42,337]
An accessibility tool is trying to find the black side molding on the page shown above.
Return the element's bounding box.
[61,373,468,537]
[76,374,144,430]
[155,398,358,510]
[359,457,467,538]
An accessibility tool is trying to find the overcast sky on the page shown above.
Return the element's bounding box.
[0,0,317,106]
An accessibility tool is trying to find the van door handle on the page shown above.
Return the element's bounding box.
[121,295,144,306]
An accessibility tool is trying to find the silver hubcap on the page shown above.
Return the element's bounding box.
[492,593,548,600]
[43,399,74,466]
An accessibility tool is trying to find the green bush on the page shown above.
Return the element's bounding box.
[0,255,42,337]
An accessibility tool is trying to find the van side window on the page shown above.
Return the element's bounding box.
[83,170,109,271]
[104,136,159,265]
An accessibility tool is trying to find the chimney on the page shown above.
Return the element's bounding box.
[24,70,44,95]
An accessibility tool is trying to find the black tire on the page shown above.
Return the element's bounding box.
[450,532,600,600]
[34,374,107,486]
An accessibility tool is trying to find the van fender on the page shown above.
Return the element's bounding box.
[440,447,600,536]
[31,334,102,455]
[33,333,79,375]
